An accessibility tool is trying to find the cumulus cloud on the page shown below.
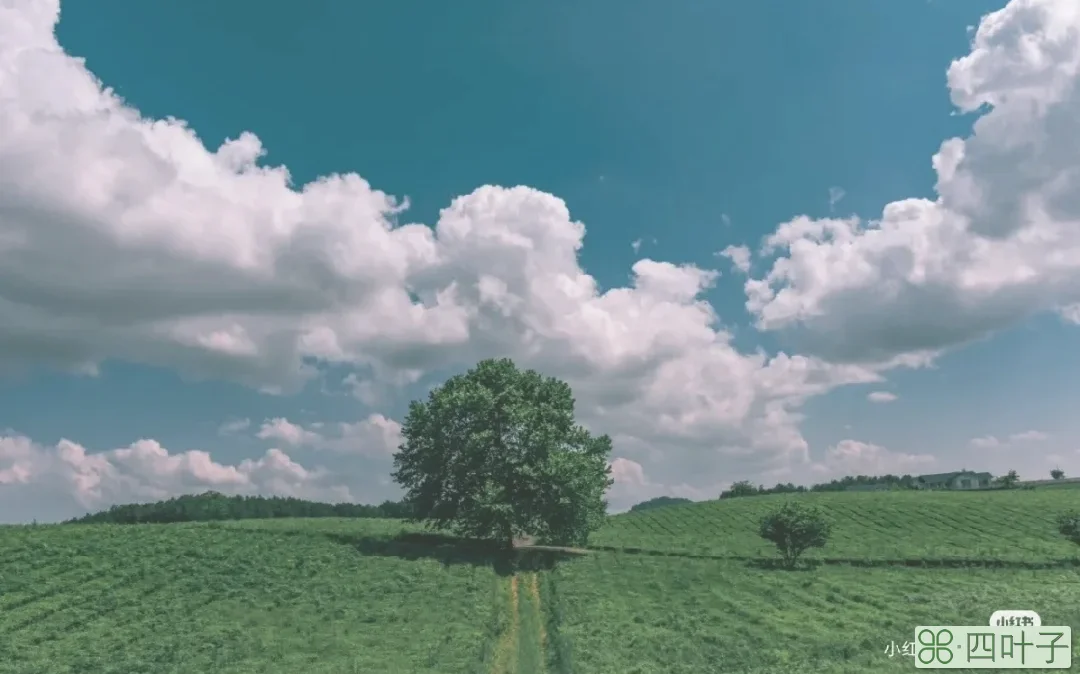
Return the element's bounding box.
[0,0,894,513]
[811,439,937,478]
[256,415,402,456]
[717,245,751,274]
[867,391,898,403]
[742,0,1080,364]
[606,456,721,512]
[0,433,359,523]
[970,435,1002,449]
[256,418,323,447]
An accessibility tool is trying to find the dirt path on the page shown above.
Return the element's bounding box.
[527,572,547,650]
[491,575,520,674]
[490,571,551,674]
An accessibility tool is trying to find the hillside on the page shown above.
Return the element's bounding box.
[594,489,1080,563]
[2,489,1079,673]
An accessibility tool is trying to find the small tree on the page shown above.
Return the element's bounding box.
[758,501,831,568]
[1056,511,1080,545]
[996,470,1019,489]
[1051,468,1065,480]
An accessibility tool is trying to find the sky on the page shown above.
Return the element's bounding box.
[2,0,1080,522]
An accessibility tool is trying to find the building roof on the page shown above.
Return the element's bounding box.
[917,470,993,484]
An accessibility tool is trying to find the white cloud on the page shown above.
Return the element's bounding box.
[0,0,892,513]
[828,186,846,211]
[970,430,1049,448]
[1058,304,1080,324]
[606,456,721,512]
[255,415,401,456]
[609,457,646,487]
[0,433,359,523]
[742,0,1080,364]
[717,245,751,274]
[256,418,323,447]
[867,391,898,403]
[327,414,403,456]
[1009,430,1049,442]
[810,439,937,478]
[218,418,251,435]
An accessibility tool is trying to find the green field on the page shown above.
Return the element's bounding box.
[2,489,1079,673]
[592,489,1080,562]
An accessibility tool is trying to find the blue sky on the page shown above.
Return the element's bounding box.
[2,0,1079,522]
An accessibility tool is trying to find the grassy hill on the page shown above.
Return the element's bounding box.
[2,489,1079,673]
[594,489,1080,562]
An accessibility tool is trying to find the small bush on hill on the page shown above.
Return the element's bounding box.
[758,501,831,568]
[1051,468,1065,480]
[1057,510,1080,545]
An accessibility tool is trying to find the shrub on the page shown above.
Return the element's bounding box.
[1051,468,1065,480]
[757,501,831,568]
[1057,511,1080,545]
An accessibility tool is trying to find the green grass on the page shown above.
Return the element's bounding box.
[592,489,1080,562]
[2,488,1079,673]
[0,519,497,674]
[566,488,1080,673]
[552,554,1080,673]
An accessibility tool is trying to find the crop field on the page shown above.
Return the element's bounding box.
[2,488,1079,673]
[551,554,1080,673]
[591,489,1080,562]
[0,519,503,674]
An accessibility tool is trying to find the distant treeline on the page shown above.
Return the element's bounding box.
[625,476,924,512]
[66,491,412,525]
[629,496,693,512]
[720,474,920,500]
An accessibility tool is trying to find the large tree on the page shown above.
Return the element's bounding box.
[391,358,613,548]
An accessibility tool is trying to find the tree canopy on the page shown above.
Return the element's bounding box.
[391,358,613,547]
